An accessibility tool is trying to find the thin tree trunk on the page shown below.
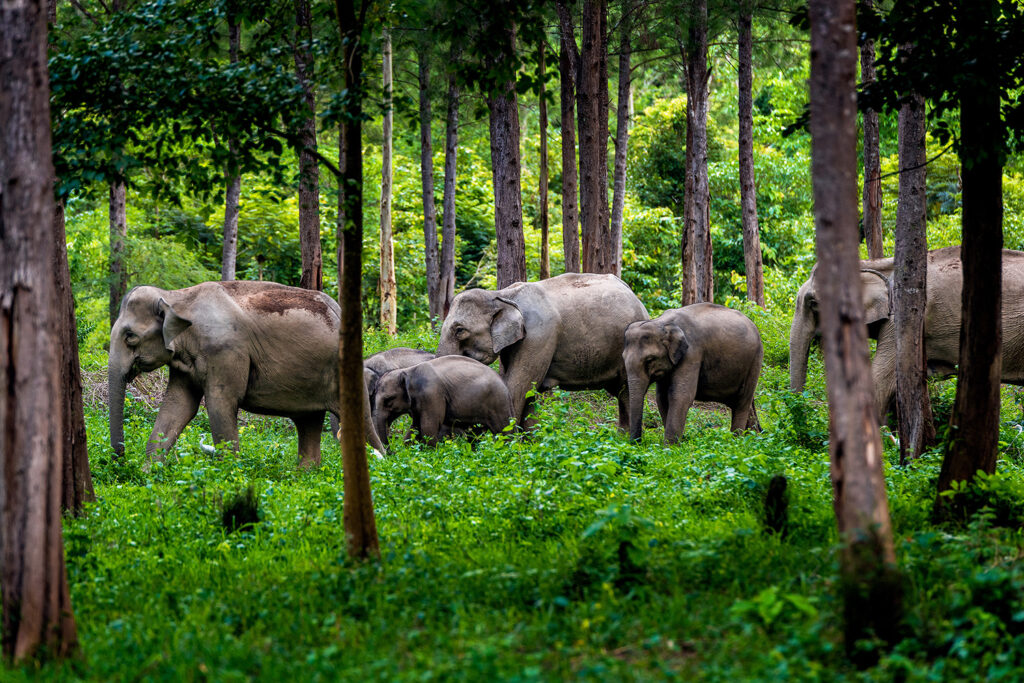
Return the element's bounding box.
[738,6,765,306]
[578,0,612,274]
[108,180,127,326]
[334,0,379,560]
[295,0,322,291]
[418,45,441,322]
[861,0,883,259]
[681,0,712,305]
[893,73,934,463]
[439,47,459,319]
[539,40,550,280]
[937,0,1004,497]
[379,28,397,335]
[0,0,80,659]
[609,0,632,279]
[808,0,902,656]
[221,6,241,281]
[557,0,580,273]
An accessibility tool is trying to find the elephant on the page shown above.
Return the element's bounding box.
[435,272,650,429]
[372,356,513,445]
[789,246,1024,416]
[623,303,763,443]
[363,347,435,406]
[108,281,386,468]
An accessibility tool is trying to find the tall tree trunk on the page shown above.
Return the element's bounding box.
[539,40,550,280]
[418,45,442,322]
[0,0,80,659]
[681,0,713,305]
[557,0,580,273]
[937,0,1004,497]
[860,0,883,259]
[893,71,934,463]
[578,0,612,273]
[221,5,241,281]
[295,0,322,291]
[609,0,632,279]
[808,0,902,656]
[737,5,765,307]
[334,0,379,560]
[379,28,397,334]
[439,48,460,319]
[108,180,127,326]
[488,23,526,289]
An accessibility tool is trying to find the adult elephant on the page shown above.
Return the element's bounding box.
[436,273,650,428]
[789,246,1024,415]
[109,281,386,468]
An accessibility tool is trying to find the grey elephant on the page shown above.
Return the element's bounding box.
[436,273,650,428]
[109,281,386,468]
[364,347,435,405]
[372,356,513,445]
[789,246,1024,415]
[623,303,763,443]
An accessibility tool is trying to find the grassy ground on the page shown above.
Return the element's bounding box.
[13,314,1024,681]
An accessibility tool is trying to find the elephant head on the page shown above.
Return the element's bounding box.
[788,266,893,392]
[622,320,688,441]
[108,286,192,457]
[372,369,412,444]
[436,289,525,364]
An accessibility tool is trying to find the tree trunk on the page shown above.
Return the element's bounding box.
[609,0,632,279]
[579,0,612,274]
[334,0,379,560]
[681,0,713,305]
[557,0,580,274]
[937,0,1004,497]
[108,180,127,326]
[860,0,883,259]
[295,0,322,291]
[0,0,80,659]
[221,6,241,281]
[439,48,460,319]
[488,23,526,289]
[539,40,551,280]
[893,73,934,464]
[737,6,765,307]
[379,28,397,335]
[417,45,441,322]
[808,0,902,657]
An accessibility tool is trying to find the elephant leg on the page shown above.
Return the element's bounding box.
[205,381,245,454]
[147,373,202,461]
[614,383,630,432]
[655,381,670,424]
[294,411,326,469]
[663,364,700,445]
[414,410,442,447]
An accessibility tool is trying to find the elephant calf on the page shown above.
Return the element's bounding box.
[623,303,763,444]
[372,356,513,446]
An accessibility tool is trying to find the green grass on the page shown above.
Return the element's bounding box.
[14,319,1024,681]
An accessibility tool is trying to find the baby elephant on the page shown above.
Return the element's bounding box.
[372,356,513,445]
[623,303,763,444]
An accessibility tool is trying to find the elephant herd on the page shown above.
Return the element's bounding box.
[109,245,1022,468]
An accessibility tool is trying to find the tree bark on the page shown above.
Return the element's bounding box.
[808,0,902,656]
[0,0,80,659]
[539,39,550,280]
[578,0,612,274]
[108,180,127,326]
[737,6,765,307]
[439,47,460,319]
[295,0,322,291]
[681,0,713,305]
[861,0,883,259]
[893,71,934,463]
[379,28,397,335]
[221,6,241,281]
[417,45,441,322]
[609,0,632,279]
[557,0,580,274]
[937,0,1004,497]
[334,0,379,560]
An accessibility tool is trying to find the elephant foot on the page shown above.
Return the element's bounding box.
[297,454,322,470]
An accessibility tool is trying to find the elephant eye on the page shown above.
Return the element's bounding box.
[124,330,139,347]
[454,327,470,341]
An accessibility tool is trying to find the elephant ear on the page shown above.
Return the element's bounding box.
[860,269,892,325]
[491,297,526,354]
[364,368,379,402]
[157,298,193,351]
[664,324,689,365]
[398,372,411,407]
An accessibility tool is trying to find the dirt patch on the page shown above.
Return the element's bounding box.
[241,287,334,327]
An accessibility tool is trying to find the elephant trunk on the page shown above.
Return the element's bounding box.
[627,374,649,442]
[435,339,457,357]
[108,365,129,458]
[372,412,389,451]
[789,312,814,392]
